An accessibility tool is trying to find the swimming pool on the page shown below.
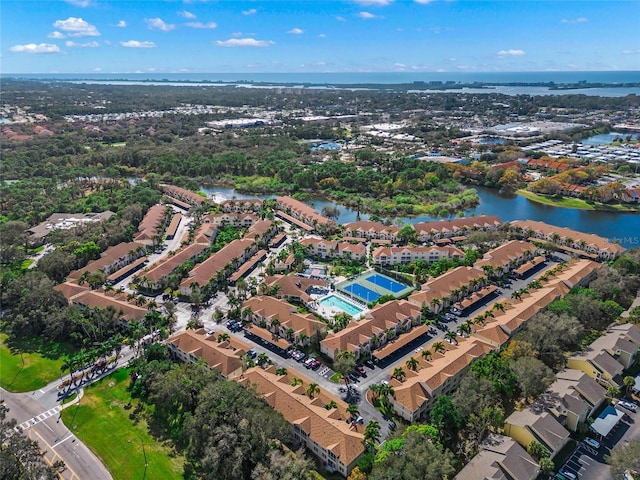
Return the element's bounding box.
[319,295,365,316]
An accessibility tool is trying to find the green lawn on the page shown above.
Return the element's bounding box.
[61,368,184,480]
[0,333,68,392]
[518,190,640,212]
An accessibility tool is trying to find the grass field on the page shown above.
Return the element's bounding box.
[518,189,640,212]
[0,333,67,392]
[61,368,184,480]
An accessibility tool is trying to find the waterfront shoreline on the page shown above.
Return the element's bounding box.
[516,189,640,213]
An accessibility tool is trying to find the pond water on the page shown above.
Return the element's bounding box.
[581,132,640,146]
[201,184,640,249]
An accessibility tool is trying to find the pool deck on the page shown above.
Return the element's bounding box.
[313,293,368,320]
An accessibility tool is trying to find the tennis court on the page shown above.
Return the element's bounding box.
[336,270,414,304]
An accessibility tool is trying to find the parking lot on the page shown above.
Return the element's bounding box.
[557,401,639,480]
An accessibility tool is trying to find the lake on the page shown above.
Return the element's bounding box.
[201,185,640,249]
[581,132,640,146]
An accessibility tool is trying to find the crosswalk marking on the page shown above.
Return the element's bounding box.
[15,406,62,432]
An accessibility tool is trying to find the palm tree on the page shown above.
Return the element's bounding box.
[291,377,303,387]
[364,420,381,447]
[276,367,288,376]
[421,349,432,362]
[623,376,635,395]
[493,302,505,313]
[324,400,338,410]
[369,383,383,400]
[306,382,320,399]
[392,367,406,382]
[217,332,230,343]
[405,356,419,371]
[347,403,359,418]
[430,298,441,314]
[432,341,446,355]
[444,330,458,345]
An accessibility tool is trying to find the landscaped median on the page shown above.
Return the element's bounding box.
[517,189,640,212]
[61,368,184,480]
[0,333,67,392]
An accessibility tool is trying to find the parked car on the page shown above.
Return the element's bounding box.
[247,349,257,359]
[365,359,375,369]
[617,400,638,412]
[356,365,366,374]
[558,469,576,480]
[584,437,600,449]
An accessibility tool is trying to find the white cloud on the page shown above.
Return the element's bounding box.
[64,0,93,7]
[242,8,257,15]
[561,17,588,24]
[178,10,196,19]
[394,62,406,69]
[288,28,304,34]
[145,18,175,32]
[622,49,640,55]
[120,40,156,48]
[10,43,61,54]
[497,49,526,57]
[354,0,392,5]
[48,31,66,39]
[185,22,217,29]
[53,17,100,37]
[336,16,347,22]
[414,0,436,3]
[216,38,274,47]
[93,67,101,72]
[115,20,127,28]
[65,40,99,48]
[358,11,380,19]
[318,33,326,38]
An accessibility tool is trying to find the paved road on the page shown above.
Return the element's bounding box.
[0,346,139,480]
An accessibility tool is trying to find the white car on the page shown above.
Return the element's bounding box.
[618,401,638,412]
[584,437,600,449]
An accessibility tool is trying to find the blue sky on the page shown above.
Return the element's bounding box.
[2,0,639,74]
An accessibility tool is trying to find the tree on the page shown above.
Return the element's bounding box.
[511,356,555,400]
[324,400,338,410]
[432,341,446,355]
[347,466,368,480]
[251,448,315,480]
[527,439,550,460]
[217,332,230,343]
[347,403,360,419]
[429,395,463,448]
[306,382,320,399]
[333,350,356,379]
[276,367,288,376]
[421,349,432,362]
[364,420,381,448]
[397,225,417,245]
[444,330,458,345]
[405,356,419,371]
[623,375,635,395]
[539,457,554,474]
[392,367,406,382]
[606,439,640,477]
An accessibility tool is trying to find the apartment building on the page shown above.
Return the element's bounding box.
[567,323,640,387]
[161,184,208,206]
[219,198,263,212]
[237,366,365,477]
[243,296,327,347]
[413,215,502,242]
[275,196,334,229]
[320,300,420,361]
[455,434,540,480]
[134,204,169,245]
[167,328,252,379]
[389,336,495,422]
[475,240,538,275]
[343,221,400,242]
[262,275,328,306]
[300,238,366,262]
[533,369,607,432]
[511,219,625,260]
[68,241,147,281]
[408,266,487,313]
[371,245,464,266]
[504,410,570,459]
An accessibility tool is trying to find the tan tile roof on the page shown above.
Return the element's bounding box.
[408,266,485,307]
[264,275,328,303]
[167,329,251,378]
[511,220,625,256]
[72,290,147,321]
[142,243,208,283]
[162,185,207,205]
[136,204,167,237]
[413,215,502,237]
[243,324,292,350]
[243,296,326,338]
[476,240,537,270]
[343,221,400,236]
[276,196,332,225]
[181,238,254,288]
[68,241,146,279]
[54,281,90,300]
[237,366,365,466]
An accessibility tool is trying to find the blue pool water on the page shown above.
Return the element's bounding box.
[367,274,407,293]
[319,295,365,316]
[343,284,382,303]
